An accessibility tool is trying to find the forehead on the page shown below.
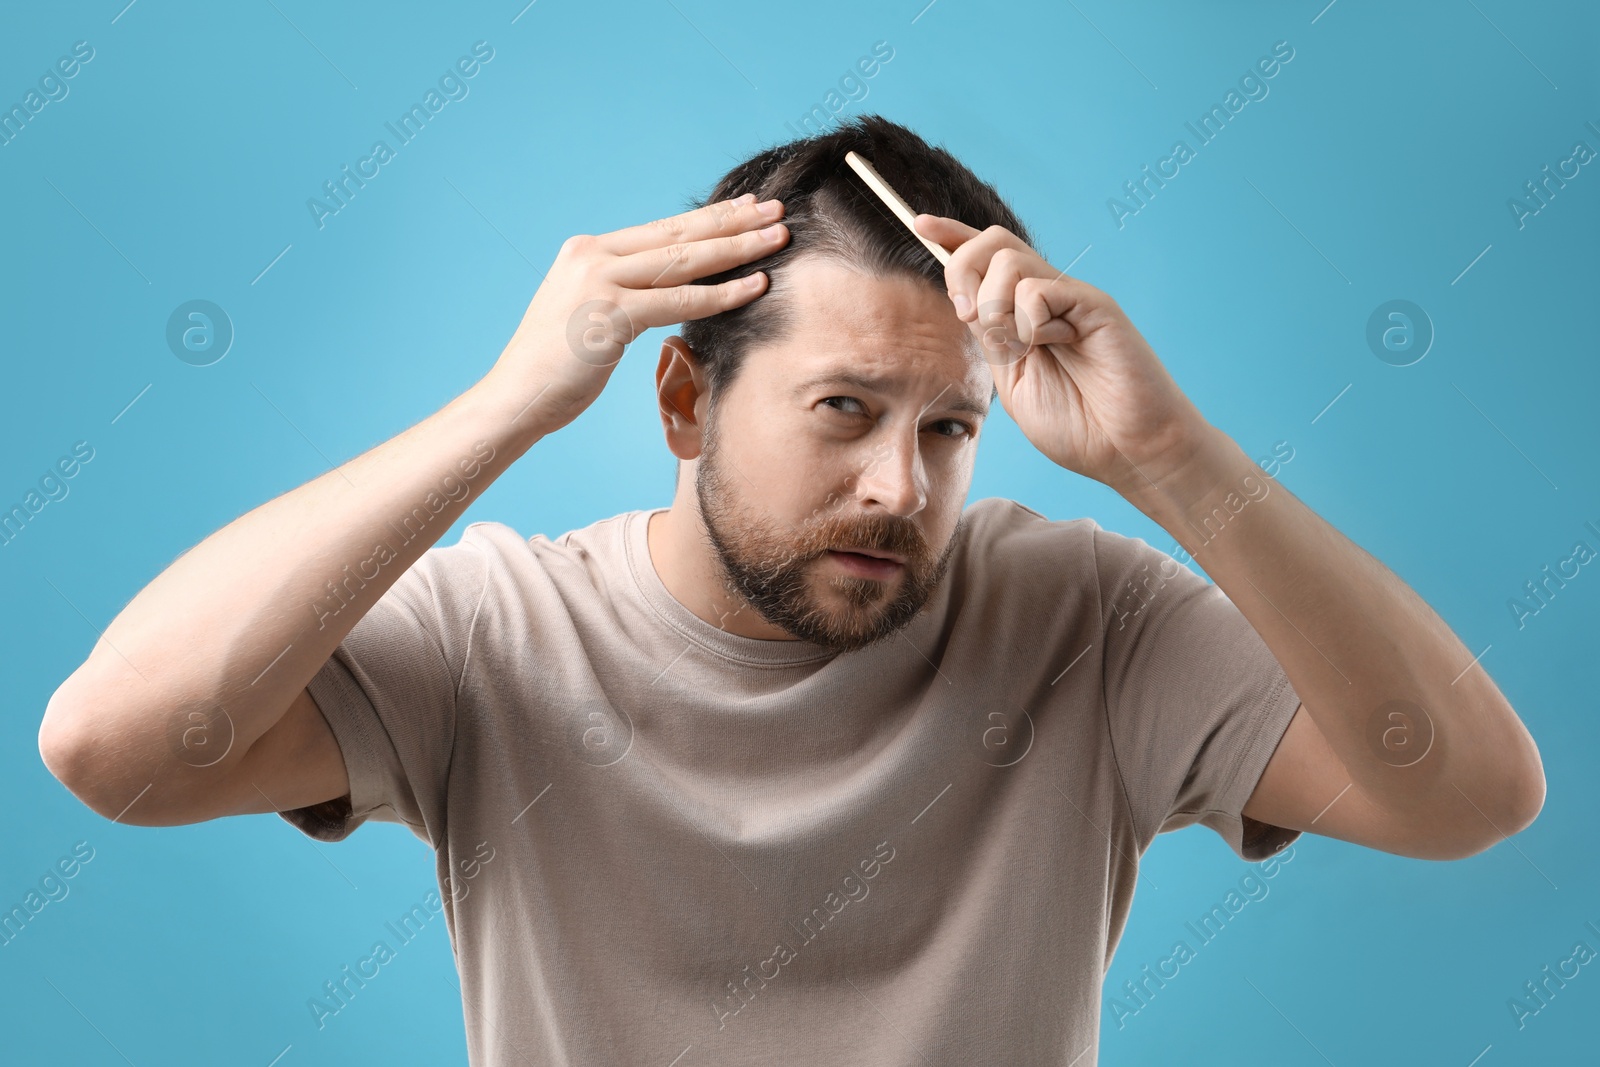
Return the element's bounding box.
[749,255,989,400]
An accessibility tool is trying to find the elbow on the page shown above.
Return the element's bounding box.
[39,684,148,824]
[39,689,113,821]
[39,680,84,785]
[1430,756,1547,863]
[39,695,104,817]
[39,680,246,828]
[1492,719,1547,845]
[1504,747,1547,840]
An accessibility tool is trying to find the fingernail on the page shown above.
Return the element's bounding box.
[760,222,785,238]
[743,273,764,288]
[758,198,783,217]
[953,293,972,317]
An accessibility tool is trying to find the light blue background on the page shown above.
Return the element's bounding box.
[3,1,1596,1063]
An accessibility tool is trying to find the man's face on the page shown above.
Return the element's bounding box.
[693,255,993,654]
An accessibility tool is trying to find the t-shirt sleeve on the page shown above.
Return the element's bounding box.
[1093,523,1303,861]
[277,526,491,848]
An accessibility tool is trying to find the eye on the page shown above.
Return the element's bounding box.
[927,419,975,439]
[820,398,973,439]
[821,396,868,416]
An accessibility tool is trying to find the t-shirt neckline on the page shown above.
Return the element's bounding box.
[623,507,840,667]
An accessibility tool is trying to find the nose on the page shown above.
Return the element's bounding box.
[853,430,927,518]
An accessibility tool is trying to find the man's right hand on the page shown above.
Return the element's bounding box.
[491,193,790,435]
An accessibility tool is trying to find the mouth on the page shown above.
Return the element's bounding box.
[829,546,906,564]
[825,548,906,579]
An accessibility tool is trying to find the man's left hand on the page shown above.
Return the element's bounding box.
[914,213,1216,497]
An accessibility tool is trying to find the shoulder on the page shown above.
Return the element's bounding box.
[389,518,562,600]
[454,511,627,561]
[955,498,1198,612]
[957,496,1100,564]
[417,520,524,580]
[949,497,1103,610]
[456,518,536,560]
[447,511,638,594]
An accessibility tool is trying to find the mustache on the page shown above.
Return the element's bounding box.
[696,435,929,568]
[793,512,927,563]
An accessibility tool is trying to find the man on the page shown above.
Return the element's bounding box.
[40,115,1543,1064]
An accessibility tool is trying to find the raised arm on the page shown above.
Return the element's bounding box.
[38,192,791,827]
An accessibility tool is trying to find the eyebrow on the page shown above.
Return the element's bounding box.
[793,371,991,419]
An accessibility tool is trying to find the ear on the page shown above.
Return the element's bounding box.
[657,335,708,462]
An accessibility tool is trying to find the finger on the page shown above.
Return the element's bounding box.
[1014,277,1078,348]
[943,225,1034,321]
[973,247,1027,325]
[1022,275,1111,351]
[914,213,981,247]
[972,251,1082,349]
[598,194,780,257]
[626,271,770,331]
[613,218,788,289]
[1034,272,1116,340]
[971,248,1027,364]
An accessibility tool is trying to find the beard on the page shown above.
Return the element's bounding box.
[694,414,962,654]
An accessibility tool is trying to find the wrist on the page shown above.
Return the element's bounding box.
[1117,424,1254,534]
[462,365,561,454]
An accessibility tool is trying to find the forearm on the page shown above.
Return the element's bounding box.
[1118,425,1544,838]
[41,364,551,790]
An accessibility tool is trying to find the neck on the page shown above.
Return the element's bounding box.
[646,490,800,642]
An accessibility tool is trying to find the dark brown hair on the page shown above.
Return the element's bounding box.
[677,114,1037,407]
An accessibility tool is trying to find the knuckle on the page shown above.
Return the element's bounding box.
[992,247,1023,270]
[650,215,687,242]
[559,233,595,257]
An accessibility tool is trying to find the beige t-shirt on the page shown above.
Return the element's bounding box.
[282,496,1301,1065]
